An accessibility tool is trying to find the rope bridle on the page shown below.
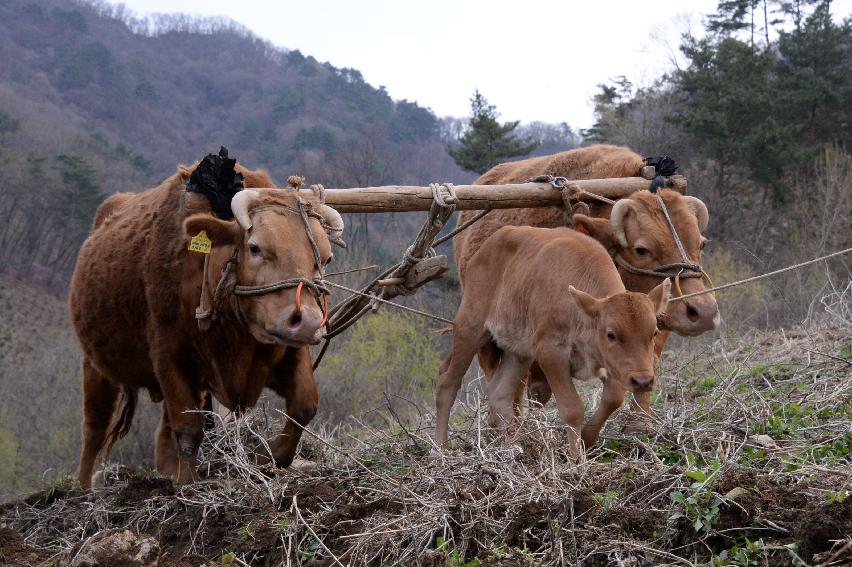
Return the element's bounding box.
[538,175,715,300]
[612,193,714,298]
[196,198,331,331]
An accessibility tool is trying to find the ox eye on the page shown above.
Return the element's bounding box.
[635,246,650,257]
[606,331,616,342]
[325,255,333,266]
[700,239,710,251]
[248,243,261,256]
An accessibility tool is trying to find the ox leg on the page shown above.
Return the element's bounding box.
[155,407,180,479]
[77,359,119,489]
[582,381,627,449]
[435,327,490,447]
[266,347,318,468]
[475,341,501,382]
[486,352,531,436]
[156,362,203,484]
[526,363,553,407]
[535,345,585,458]
[511,363,553,421]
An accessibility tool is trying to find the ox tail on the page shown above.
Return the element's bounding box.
[104,387,138,457]
[432,325,454,336]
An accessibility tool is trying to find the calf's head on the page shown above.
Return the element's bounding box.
[569,279,671,393]
[184,189,344,346]
[574,190,719,337]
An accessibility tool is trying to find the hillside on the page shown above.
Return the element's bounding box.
[1,321,850,566]
[0,0,460,182]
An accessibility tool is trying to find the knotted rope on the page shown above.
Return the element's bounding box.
[312,182,468,369]
[195,198,330,331]
[534,174,712,299]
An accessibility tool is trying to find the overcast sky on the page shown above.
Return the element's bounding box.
[115,0,850,129]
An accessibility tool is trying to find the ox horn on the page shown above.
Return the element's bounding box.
[318,204,346,248]
[609,199,636,249]
[682,196,709,232]
[231,189,259,231]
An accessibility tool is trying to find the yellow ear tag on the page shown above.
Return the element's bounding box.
[188,230,212,254]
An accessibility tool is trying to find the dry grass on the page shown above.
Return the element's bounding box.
[2,320,851,567]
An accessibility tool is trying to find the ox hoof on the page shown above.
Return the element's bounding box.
[91,469,106,489]
[288,458,317,473]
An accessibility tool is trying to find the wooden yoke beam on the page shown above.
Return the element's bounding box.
[285,175,686,213]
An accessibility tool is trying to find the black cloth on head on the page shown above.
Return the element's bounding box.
[185,146,245,220]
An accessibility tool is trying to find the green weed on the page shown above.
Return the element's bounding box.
[669,465,722,533]
[592,490,618,512]
[714,537,767,566]
[696,375,719,391]
[436,536,481,567]
[825,488,848,504]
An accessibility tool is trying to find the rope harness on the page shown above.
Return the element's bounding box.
[536,175,715,300]
[311,182,464,368]
[195,198,330,331]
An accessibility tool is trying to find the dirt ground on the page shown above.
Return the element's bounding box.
[2,324,850,566]
[2,464,850,566]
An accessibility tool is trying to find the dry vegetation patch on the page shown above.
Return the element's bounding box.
[2,322,850,567]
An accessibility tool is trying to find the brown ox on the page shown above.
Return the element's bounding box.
[453,144,719,415]
[436,226,671,452]
[70,165,343,487]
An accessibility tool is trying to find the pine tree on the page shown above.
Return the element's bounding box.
[776,2,852,148]
[447,91,537,175]
[675,35,795,201]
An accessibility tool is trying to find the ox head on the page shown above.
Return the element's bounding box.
[569,279,671,393]
[573,190,719,337]
[184,189,344,347]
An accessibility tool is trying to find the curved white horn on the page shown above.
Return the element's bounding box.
[318,204,346,248]
[609,199,636,248]
[230,189,259,231]
[682,196,709,232]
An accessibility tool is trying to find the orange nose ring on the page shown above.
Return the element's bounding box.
[295,281,329,328]
[295,281,304,314]
[320,294,329,328]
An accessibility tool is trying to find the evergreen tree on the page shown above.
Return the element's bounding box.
[776,2,852,148]
[0,110,19,142]
[56,154,103,230]
[675,35,795,201]
[448,91,537,174]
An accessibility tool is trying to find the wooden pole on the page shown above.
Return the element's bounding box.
[285,175,686,213]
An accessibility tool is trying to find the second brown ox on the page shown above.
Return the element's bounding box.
[436,226,671,451]
[453,144,719,414]
[70,165,344,487]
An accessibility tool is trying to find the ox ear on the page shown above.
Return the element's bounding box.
[183,214,242,248]
[573,214,616,250]
[647,278,672,317]
[568,285,602,319]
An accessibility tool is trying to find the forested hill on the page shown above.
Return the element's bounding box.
[0,0,463,182]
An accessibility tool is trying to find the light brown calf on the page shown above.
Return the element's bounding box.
[436,226,670,453]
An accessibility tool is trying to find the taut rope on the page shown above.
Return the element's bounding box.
[670,247,852,302]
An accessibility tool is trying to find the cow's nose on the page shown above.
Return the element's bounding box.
[629,374,655,392]
[274,304,324,345]
[680,295,720,333]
